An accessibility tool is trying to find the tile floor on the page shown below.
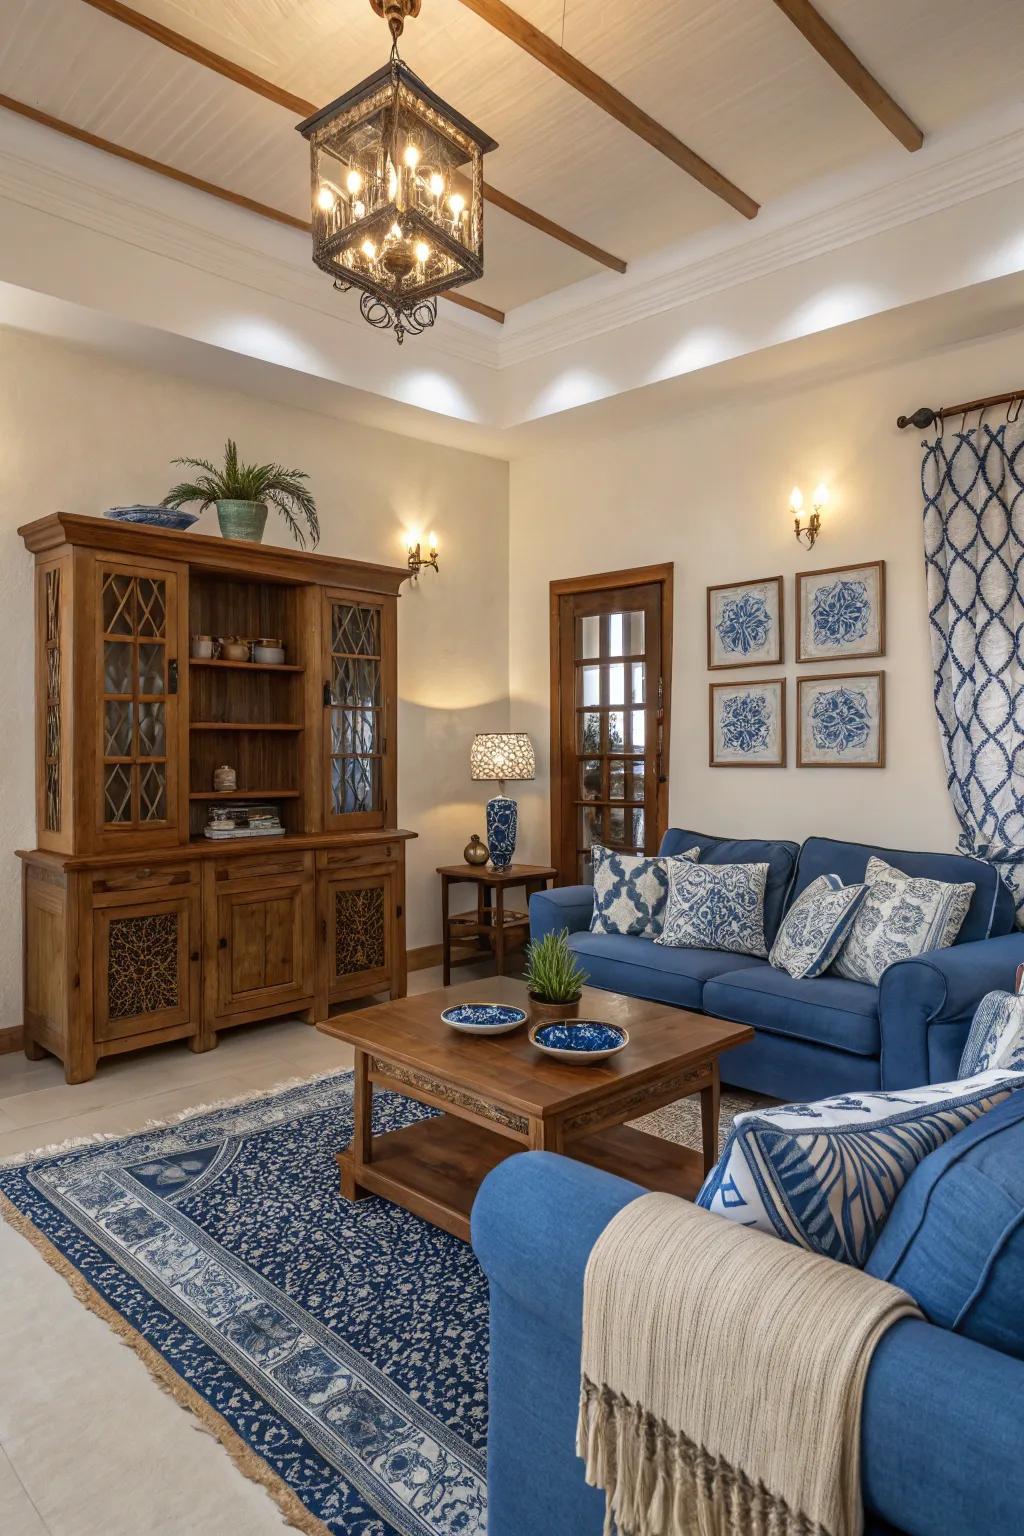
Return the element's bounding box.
[0,962,497,1536]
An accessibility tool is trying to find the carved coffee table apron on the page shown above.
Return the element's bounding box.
[317,977,753,1242]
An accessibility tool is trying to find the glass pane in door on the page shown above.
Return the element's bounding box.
[99,571,170,826]
[328,603,382,817]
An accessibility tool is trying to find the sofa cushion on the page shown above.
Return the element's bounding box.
[769,873,868,979]
[833,857,975,986]
[589,843,699,938]
[789,835,1012,943]
[657,860,769,958]
[866,1089,1024,1358]
[703,965,880,1056]
[567,931,764,1011]
[959,989,1024,1077]
[698,1069,1024,1266]
[660,829,799,944]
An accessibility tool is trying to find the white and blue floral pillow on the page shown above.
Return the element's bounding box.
[698,1069,1024,1267]
[831,856,974,986]
[655,860,769,958]
[769,874,867,980]
[589,845,700,938]
[959,990,1024,1077]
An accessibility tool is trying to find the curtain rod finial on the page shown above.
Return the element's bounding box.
[897,406,940,430]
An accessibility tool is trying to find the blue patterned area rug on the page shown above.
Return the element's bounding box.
[0,1072,488,1536]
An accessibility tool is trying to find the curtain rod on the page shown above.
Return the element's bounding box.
[896,389,1024,430]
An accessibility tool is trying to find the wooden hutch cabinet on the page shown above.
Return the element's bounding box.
[17,513,414,1082]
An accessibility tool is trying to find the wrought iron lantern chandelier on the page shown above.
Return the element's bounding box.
[297,0,497,343]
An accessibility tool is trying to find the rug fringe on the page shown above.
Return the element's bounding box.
[0,1067,353,1168]
[0,1190,335,1536]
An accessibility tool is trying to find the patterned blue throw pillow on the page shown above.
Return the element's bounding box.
[959,990,1024,1076]
[697,1069,1024,1267]
[590,844,700,937]
[769,874,867,980]
[655,860,769,958]
[832,856,974,985]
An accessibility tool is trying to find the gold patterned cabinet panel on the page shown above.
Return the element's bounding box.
[318,867,396,1005]
[209,871,315,1023]
[92,890,200,1044]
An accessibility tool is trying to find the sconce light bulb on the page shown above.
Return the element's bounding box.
[427,531,438,550]
[429,172,445,197]
[403,144,420,169]
[414,241,431,264]
[345,169,363,196]
[448,192,466,218]
[316,185,336,211]
[813,482,829,509]
[789,485,804,513]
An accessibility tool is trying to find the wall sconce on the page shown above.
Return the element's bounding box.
[790,484,828,550]
[408,531,440,580]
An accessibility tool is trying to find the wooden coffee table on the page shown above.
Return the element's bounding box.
[317,977,753,1241]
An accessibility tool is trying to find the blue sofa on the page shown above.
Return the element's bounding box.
[529,829,1023,1098]
[475,1106,1024,1536]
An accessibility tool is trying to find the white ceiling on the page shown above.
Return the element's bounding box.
[3,0,1024,314]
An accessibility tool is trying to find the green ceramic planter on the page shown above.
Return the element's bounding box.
[215,499,268,543]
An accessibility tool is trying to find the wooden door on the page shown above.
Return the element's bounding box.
[95,557,186,849]
[93,892,199,1043]
[550,566,673,885]
[319,869,394,1002]
[214,878,314,1017]
[322,590,397,831]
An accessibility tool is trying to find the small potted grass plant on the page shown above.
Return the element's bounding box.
[524,929,587,1026]
[162,439,320,548]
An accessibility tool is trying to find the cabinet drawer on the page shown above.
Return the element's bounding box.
[213,850,313,885]
[319,842,399,871]
[91,863,198,900]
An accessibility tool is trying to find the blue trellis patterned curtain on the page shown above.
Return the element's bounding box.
[922,419,1024,924]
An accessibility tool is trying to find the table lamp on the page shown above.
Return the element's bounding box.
[470,732,535,869]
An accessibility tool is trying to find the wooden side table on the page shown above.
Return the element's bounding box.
[437,863,557,985]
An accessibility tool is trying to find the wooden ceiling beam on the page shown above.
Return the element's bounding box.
[0,94,505,325]
[77,0,627,273]
[452,0,759,219]
[771,0,923,152]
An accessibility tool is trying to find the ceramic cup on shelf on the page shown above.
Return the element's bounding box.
[220,637,250,662]
[190,634,214,660]
[253,637,285,665]
[213,764,237,792]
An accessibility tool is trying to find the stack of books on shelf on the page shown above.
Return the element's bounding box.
[203,803,285,840]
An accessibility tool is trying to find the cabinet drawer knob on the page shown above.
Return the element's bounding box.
[218,936,227,949]
[190,951,200,963]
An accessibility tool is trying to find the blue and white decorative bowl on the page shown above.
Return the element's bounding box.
[104,505,199,531]
[440,1002,528,1036]
[529,1020,628,1063]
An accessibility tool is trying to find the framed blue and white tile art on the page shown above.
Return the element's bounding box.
[796,560,885,663]
[797,671,885,768]
[707,576,783,669]
[709,679,786,767]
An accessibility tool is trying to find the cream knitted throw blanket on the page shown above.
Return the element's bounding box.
[578,1193,920,1536]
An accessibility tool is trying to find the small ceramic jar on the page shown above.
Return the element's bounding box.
[213,764,237,792]
[190,634,214,660]
[253,637,286,665]
[220,637,250,662]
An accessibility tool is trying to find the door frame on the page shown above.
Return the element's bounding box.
[549,563,674,886]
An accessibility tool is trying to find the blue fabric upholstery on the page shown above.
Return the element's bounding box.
[474,1150,1024,1536]
[659,828,799,944]
[703,965,879,1056]
[718,1031,880,1098]
[529,884,595,940]
[790,835,1014,943]
[565,931,764,1011]
[866,1090,1024,1359]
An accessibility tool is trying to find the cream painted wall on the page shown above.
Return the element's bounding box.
[507,326,1024,872]
[0,325,509,1028]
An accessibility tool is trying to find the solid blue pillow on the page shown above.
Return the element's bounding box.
[659,828,799,944]
[866,1089,1024,1359]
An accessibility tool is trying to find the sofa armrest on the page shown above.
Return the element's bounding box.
[529,885,595,941]
[472,1151,642,1325]
[878,933,1024,1087]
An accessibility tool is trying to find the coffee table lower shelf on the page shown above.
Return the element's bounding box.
[337,1112,705,1243]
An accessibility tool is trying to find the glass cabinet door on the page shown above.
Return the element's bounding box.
[98,563,180,836]
[323,594,392,830]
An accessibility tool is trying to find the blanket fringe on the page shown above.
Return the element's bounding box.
[0,1190,334,1536]
[578,1377,821,1536]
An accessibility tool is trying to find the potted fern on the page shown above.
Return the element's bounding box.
[523,930,587,1025]
[162,439,320,548]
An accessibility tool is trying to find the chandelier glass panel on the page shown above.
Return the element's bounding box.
[297,9,496,343]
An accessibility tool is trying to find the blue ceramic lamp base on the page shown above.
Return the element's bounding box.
[485,795,519,870]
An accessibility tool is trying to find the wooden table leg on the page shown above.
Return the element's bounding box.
[340,1048,373,1201]
[529,1115,564,1155]
[494,883,506,975]
[700,1062,721,1176]
[441,874,452,986]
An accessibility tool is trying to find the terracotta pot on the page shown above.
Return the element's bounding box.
[528,992,582,1028]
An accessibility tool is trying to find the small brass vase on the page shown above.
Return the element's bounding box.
[464,834,489,867]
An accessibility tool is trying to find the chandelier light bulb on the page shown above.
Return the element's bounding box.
[389,222,403,240]
[789,486,804,514]
[403,144,420,168]
[448,192,466,219]
[361,238,377,260]
[352,199,365,219]
[316,185,336,210]
[388,163,398,199]
[429,172,445,197]
[414,241,431,263]
[345,168,363,195]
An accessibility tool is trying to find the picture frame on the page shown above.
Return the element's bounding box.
[797,672,885,768]
[709,678,787,767]
[796,560,885,664]
[707,576,784,670]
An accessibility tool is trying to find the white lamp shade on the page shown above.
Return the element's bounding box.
[470,732,535,783]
